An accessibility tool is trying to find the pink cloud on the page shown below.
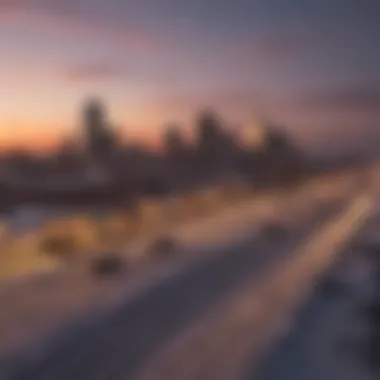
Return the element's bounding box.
[155,89,269,111]
[0,1,165,52]
[254,37,300,62]
[0,0,83,15]
[299,85,380,114]
[61,63,126,82]
[235,23,328,65]
[145,89,276,129]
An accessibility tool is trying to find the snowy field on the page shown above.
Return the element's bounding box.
[254,206,380,380]
[0,169,369,379]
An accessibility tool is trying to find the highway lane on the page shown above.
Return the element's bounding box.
[0,173,354,365]
[133,194,373,380]
[4,193,352,380]
[253,208,380,380]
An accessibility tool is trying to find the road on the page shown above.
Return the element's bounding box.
[133,194,373,380]
[253,206,380,380]
[0,171,372,380]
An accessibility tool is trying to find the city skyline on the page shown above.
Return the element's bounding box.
[0,0,379,154]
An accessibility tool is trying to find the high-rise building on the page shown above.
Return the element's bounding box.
[195,110,227,163]
[83,98,116,182]
[84,99,104,159]
[84,99,117,158]
[164,124,187,159]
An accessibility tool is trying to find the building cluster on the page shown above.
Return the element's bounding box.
[81,99,304,192]
[0,98,305,196]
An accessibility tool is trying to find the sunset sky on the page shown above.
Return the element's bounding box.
[0,0,379,154]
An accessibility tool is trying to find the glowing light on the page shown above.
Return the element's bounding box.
[241,118,268,150]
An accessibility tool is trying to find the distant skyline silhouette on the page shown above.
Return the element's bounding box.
[0,0,379,154]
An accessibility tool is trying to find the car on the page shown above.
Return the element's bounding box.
[91,253,125,278]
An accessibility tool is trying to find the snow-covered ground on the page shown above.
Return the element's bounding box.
[0,178,351,370]
[132,193,373,380]
[0,170,365,379]
[254,209,380,380]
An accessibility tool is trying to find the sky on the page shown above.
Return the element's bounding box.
[0,0,379,154]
